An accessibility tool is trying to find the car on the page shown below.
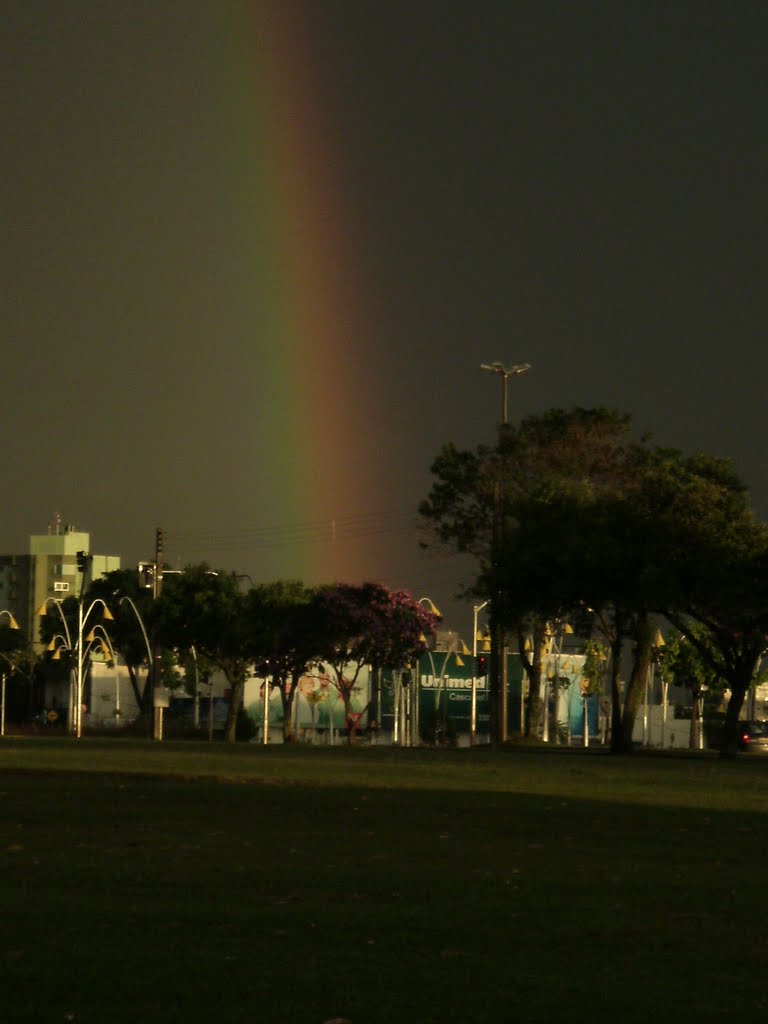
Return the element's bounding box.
[737,720,768,752]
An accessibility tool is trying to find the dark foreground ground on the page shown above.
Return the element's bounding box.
[1,738,766,1023]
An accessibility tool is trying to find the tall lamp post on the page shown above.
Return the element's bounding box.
[480,362,532,425]
[480,360,531,745]
[0,611,21,738]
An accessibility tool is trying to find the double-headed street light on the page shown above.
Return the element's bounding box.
[480,360,531,745]
[480,362,531,425]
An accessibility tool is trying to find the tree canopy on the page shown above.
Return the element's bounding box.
[420,405,768,754]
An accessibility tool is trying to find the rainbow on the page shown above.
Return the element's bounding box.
[209,3,389,584]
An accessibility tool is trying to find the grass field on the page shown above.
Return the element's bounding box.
[1,738,767,1023]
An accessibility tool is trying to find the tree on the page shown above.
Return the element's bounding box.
[637,452,768,755]
[659,629,725,749]
[664,535,768,756]
[0,619,32,723]
[421,408,645,743]
[153,566,254,743]
[421,407,768,753]
[313,583,439,743]
[247,581,321,743]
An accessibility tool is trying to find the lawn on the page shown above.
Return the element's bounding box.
[1,738,766,1023]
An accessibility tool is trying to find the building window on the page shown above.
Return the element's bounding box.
[53,581,70,593]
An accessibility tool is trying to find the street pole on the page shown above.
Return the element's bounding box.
[262,680,270,745]
[152,527,164,740]
[471,601,489,746]
[480,362,531,746]
[75,552,93,739]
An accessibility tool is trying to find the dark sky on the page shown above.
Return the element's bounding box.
[4,1,767,630]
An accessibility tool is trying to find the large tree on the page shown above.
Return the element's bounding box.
[313,582,439,743]
[247,580,322,743]
[627,448,768,754]
[153,566,254,743]
[420,408,645,743]
[420,407,768,752]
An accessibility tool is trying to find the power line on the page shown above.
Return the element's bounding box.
[170,509,419,552]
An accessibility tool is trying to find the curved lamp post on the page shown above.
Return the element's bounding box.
[116,596,152,668]
[38,595,114,738]
[408,597,444,747]
[424,636,471,745]
[0,610,21,737]
[84,625,120,722]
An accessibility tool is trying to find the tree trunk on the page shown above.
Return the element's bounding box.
[720,679,750,757]
[689,686,701,750]
[609,635,624,753]
[610,614,651,753]
[614,634,651,753]
[343,694,356,745]
[369,667,381,729]
[280,675,296,743]
[524,654,544,739]
[224,673,244,743]
[127,664,146,715]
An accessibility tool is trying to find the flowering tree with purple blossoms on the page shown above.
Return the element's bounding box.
[314,582,439,742]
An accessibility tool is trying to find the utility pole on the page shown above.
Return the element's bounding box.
[153,527,164,599]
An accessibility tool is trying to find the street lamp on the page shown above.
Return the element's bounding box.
[0,610,21,738]
[471,601,490,746]
[37,594,114,738]
[424,636,471,745]
[480,361,531,746]
[83,625,120,722]
[480,361,531,425]
[411,597,444,747]
[117,595,153,724]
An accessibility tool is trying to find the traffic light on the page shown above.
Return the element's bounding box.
[76,551,90,573]
[138,561,155,589]
[475,654,489,676]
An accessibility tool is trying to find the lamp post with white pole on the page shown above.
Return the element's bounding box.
[480,361,531,745]
[116,594,154,727]
[471,601,490,745]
